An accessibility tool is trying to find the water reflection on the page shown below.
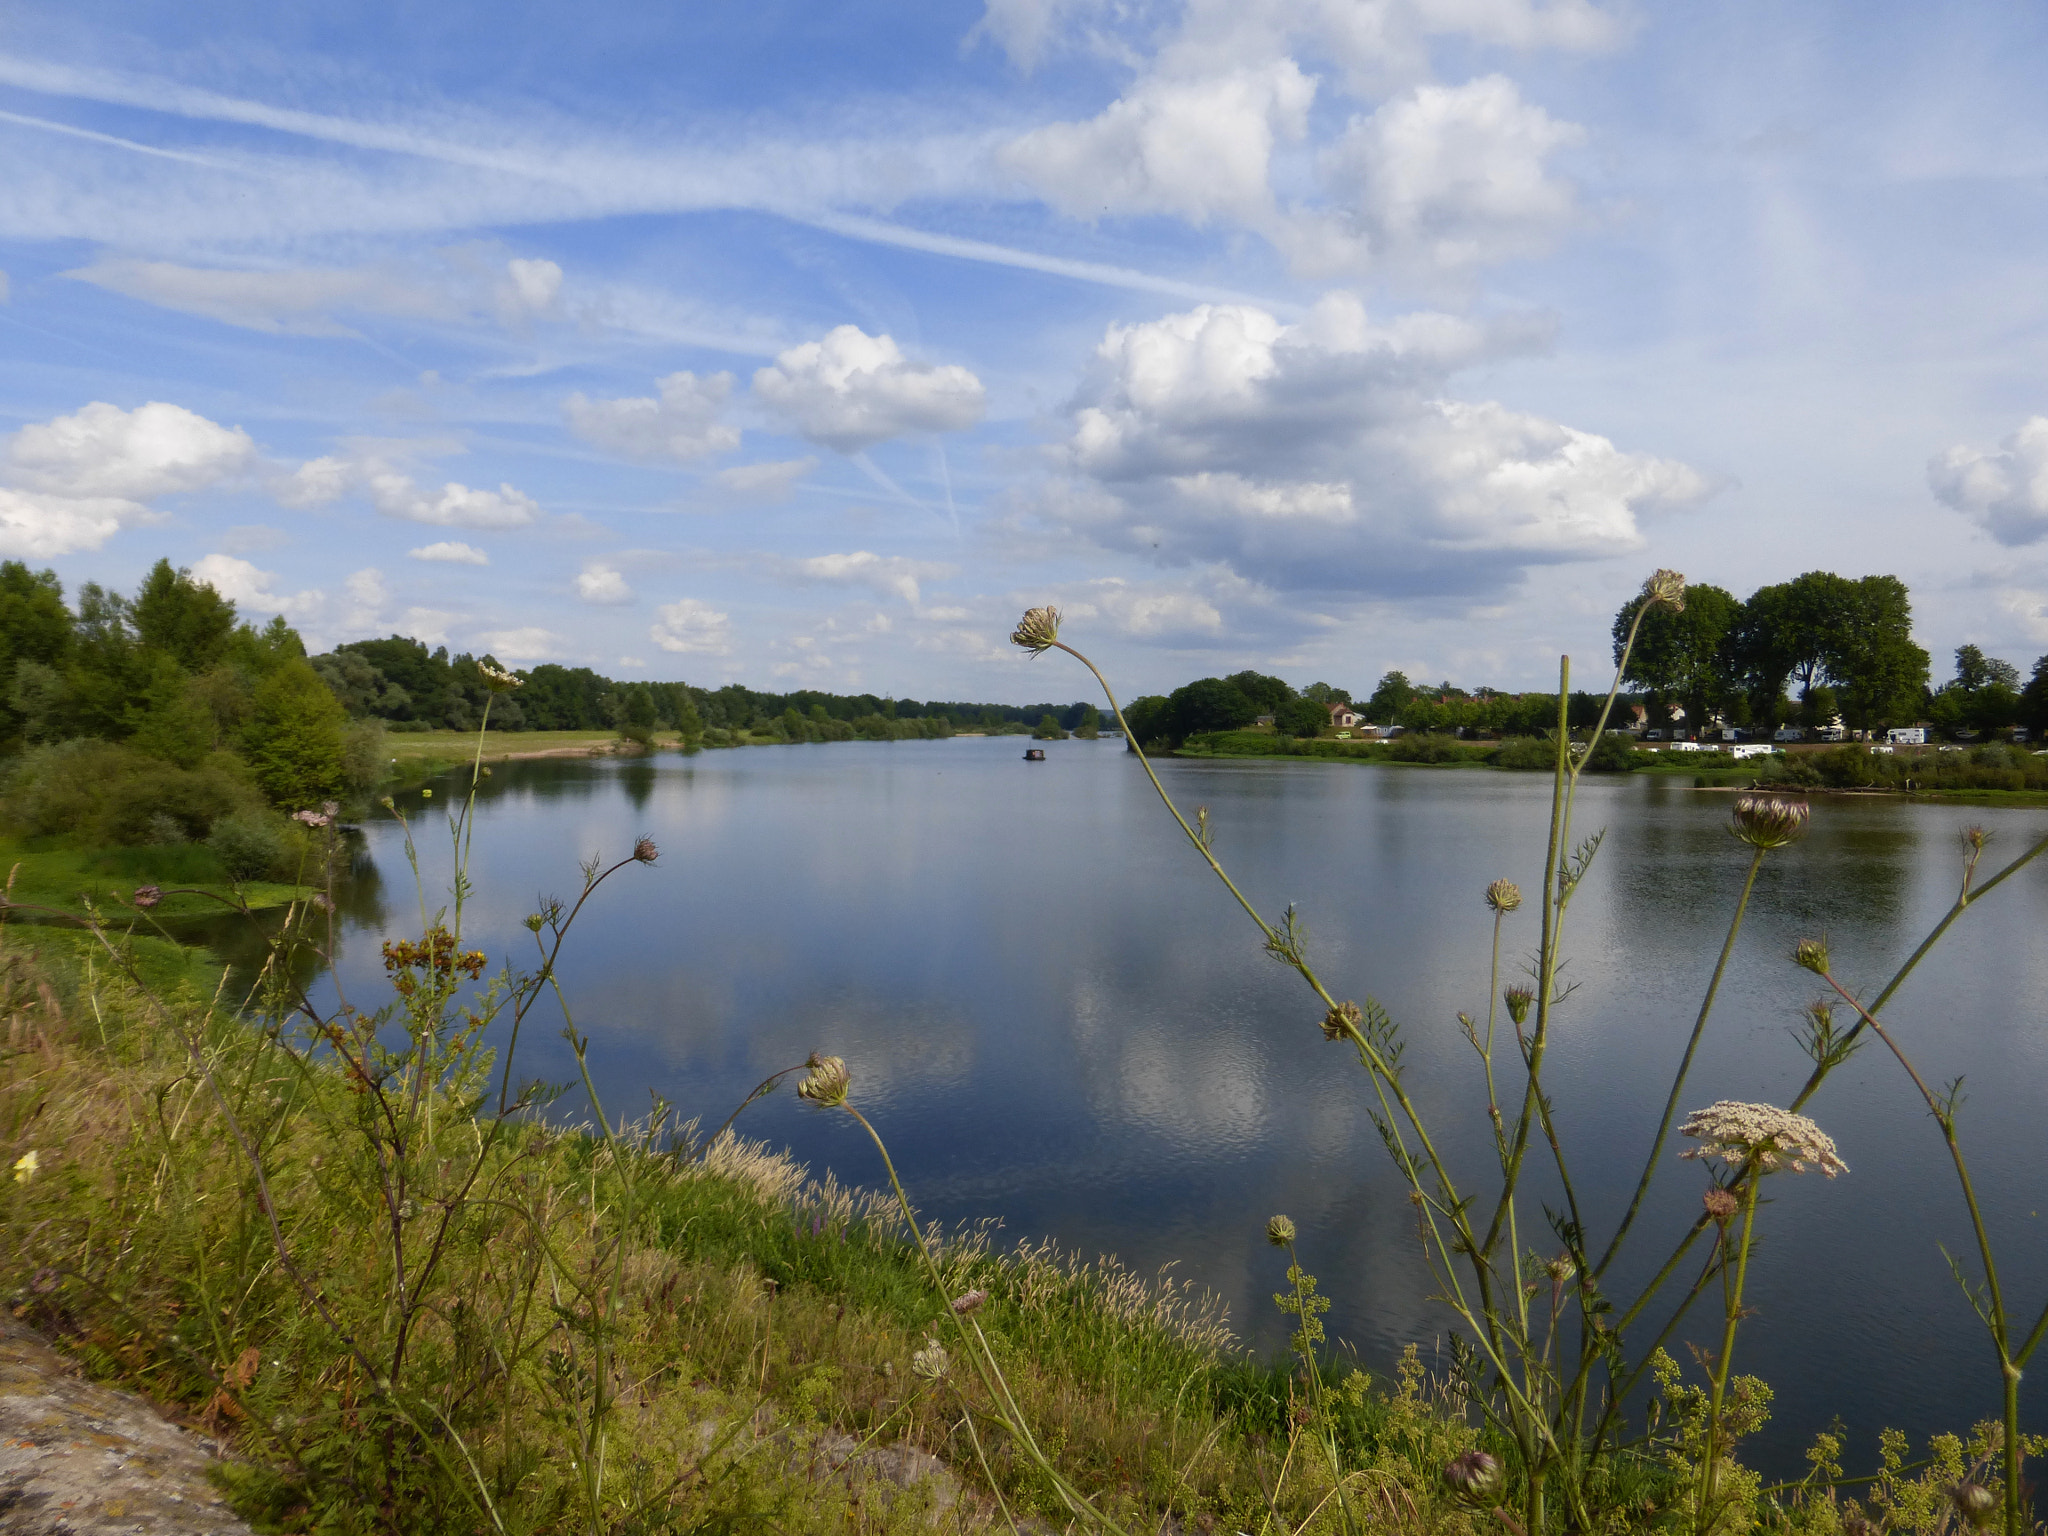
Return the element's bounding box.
[298,741,2048,1475]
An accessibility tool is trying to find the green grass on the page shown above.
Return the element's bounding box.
[0,835,310,922]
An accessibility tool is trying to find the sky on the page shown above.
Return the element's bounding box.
[4,0,2048,702]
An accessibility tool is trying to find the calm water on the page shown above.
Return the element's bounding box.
[308,737,2048,1472]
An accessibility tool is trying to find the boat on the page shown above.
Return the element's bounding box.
[1023,748,1046,760]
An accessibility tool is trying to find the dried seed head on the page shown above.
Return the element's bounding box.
[910,1337,951,1380]
[1679,1100,1848,1177]
[1321,1000,1362,1041]
[1009,606,1062,654]
[1543,1254,1577,1285]
[1702,1188,1739,1224]
[1964,826,1990,854]
[796,1054,851,1108]
[1441,1450,1504,1503]
[950,1288,989,1316]
[1730,794,1810,851]
[1484,879,1522,914]
[131,885,162,909]
[1642,569,1687,612]
[633,836,659,864]
[1265,1214,1297,1247]
[1795,937,1831,975]
[479,660,524,693]
[1504,985,1534,1027]
[1950,1482,1998,1528]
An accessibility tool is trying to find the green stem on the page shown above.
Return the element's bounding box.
[1597,847,1767,1279]
[1697,1182,1760,1536]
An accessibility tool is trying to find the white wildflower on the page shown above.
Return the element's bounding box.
[478,660,524,693]
[910,1337,950,1380]
[1678,1100,1847,1177]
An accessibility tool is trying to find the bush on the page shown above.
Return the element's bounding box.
[1,739,268,846]
[1490,735,1562,771]
[207,810,292,882]
[1580,732,1641,773]
[1382,732,1465,763]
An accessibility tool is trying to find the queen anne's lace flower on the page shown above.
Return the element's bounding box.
[1679,1100,1847,1177]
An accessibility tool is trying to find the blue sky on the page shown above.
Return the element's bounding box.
[4,0,2047,699]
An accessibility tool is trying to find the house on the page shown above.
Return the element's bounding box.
[1327,702,1362,730]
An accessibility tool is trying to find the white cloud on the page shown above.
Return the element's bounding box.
[369,472,542,528]
[7,399,254,499]
[753,327,985,452]
[275,454,354,507]
[220,523,288,553]
[474,626,566,662]
[403,607,456,645]
[1002,62,1314,226]
[778,550,957,606]
[0,490,129,558]
[713,456,817,500]
[576,563,634,604]
[1931,417,2048,545]
[1036,294,1704,594]
[69,254,569,337]
[650,598,733,654]
[1298,75,1583,274]
[190,553,325,621]
[565,371,740,462]
[1057,576,1230,640]
[0,400,256,556]
[409,540,490,564]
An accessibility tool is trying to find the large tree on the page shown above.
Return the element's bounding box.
[1611,582,1741,734]
[1827,575,1929,729]
[132,559,238,674]
[1165,677,1258,740]
[1727,571,1928,729]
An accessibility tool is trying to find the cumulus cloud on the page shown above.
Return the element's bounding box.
[410,540,490,564]
[776,550,957,606]
[1297,76,1583,274]
[565,371,740,463]
[650,598,733,654]
[189,553,325,622]
[1002,61,1314,226]
[1056,576,1230,640]
[753,327,985,452]
[0,400,256,557]
[713,456,817,501]
[1930,417,2048,545]
[369,474,541,528]
[1035,293,1704,594]
[474,627,566,662]
[576,563,634,604]
[499,258,562,322]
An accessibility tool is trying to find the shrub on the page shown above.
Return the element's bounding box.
[1581,731,1640,772]
[1,739,268,846]
[242,657,350,808]
[1491,735,1562,771]
[1383,731,1465,763]
[207,810,292,882]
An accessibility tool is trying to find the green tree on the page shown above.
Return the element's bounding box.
[1032,712,1065,740]
[1301,681,1351,706]
[2021,656,2048,736]
[1275,696,1327,736]
[1071,703,1100,739]
[0,562,72,742]
[128,654,214,769]
[1224,670,1294,715]
[1165,678,1257,740]
[1827,575,1928,729]
[1611,582,1741,737]
[1121,694,1170,748]
[243,657,350,807]
[132,559,238,673]
[1365,670,1416,720]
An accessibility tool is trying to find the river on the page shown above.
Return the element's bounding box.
[302,735,2048,1474]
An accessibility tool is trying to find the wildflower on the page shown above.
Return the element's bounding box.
[1950,1482,1997,1529]
[1503,986,1534,1027]
[1794,937,1830,975]
[1320,1000,1361,1041]
[379,796,397,812]
[1542,1254,1577,1285]
[796,1054,850,1108]
[12,1150,37,1183]
[131,885,162,910]
[1265,1214,1297,1247]
[910,1337,950,1380]
[1679,1101,1848,1177]
[293,808,332,827]
[950,1288,989,1316]
[421,788,433,799]
[633,836,659,864]
[1642,569,1687,612]
[1729,794,1809,851]
[1964,826,1990,854]
[1009,606,1061,655]
[1484,879,1522,914]
[1701,1188,1738,1224]
[478,660,524,693]
[1442,1449,1503,1504]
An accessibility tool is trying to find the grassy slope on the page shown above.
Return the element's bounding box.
[0,835,310,921]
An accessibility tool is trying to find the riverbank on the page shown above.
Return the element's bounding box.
[0,835,312,922]
[0,935,1502,1536]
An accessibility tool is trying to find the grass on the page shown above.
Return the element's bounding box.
[0,834,311,920]
[0,927,1512,1536]
[381,730,672,775]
